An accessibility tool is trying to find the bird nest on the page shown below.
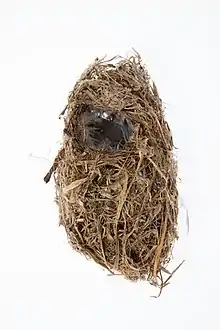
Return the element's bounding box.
[44,53,179,288]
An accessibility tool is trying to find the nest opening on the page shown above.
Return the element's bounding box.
[79,104,133,152]
[45,53,179,288]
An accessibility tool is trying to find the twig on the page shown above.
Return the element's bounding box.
[43,148,65,183]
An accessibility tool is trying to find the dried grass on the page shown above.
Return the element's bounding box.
[44,53,179,287]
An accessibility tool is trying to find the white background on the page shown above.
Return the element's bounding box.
[0,0,220,329]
